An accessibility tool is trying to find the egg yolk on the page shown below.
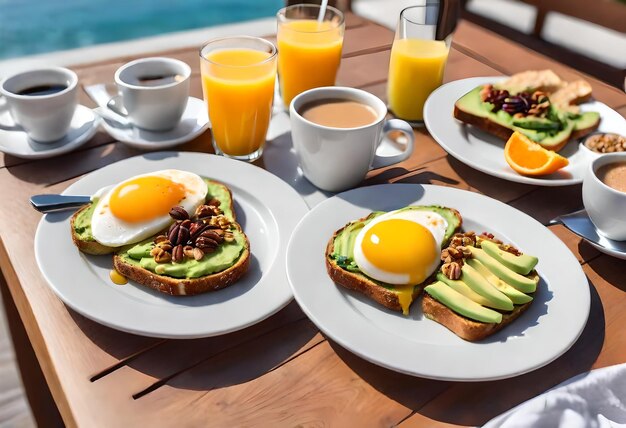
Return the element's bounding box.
[361,218,438,285]
[110,176,186,223]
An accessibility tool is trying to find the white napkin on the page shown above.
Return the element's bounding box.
[484,363,626,428]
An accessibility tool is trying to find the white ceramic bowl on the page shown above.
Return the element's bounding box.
[582,152,626,241]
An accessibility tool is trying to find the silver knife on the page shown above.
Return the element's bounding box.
[549,209,626,254]
[30,194,91,213]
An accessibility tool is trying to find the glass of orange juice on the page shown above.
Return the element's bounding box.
[200,36,277,162]
[277,4,344,109]
[387,5,452,124]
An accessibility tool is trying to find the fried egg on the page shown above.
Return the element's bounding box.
[91,170,207,247]
[353,208,448,285]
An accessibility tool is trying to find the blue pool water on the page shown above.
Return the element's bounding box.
[0,0,283,60]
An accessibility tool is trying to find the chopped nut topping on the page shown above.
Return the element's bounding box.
[442,262,462,280]
[151,201,236,265]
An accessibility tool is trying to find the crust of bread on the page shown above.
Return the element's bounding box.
[453,105,514,141]
[70,205,115,255]
[112,229,250,296]
[422,293,532,341]
[325,208,462,313]
[571,121,601,140]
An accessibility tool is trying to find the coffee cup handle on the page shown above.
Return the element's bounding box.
[371,119,415,169]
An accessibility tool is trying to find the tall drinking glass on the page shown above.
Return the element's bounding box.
[200,36,277,162]
[387,5,452,124]
[277,4,344,109]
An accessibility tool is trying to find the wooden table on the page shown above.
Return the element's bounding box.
[1,13,625,428]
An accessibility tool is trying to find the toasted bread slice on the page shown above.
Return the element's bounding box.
[325,208,462,314]
[422,293,532,341]
[550,80,593,113]
[70,205,115,255]
[113,227,250,296]
[495,69,564,94]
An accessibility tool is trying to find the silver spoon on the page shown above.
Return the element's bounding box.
[549,209,626,254]
[30,194,91,213]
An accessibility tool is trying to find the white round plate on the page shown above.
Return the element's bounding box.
[424,77,626,186]
[100,97,210,150]
[0,104,99,159]
[286,184,590,381]
[35,152,309,338]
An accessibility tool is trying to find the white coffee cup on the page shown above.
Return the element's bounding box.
[0,67,78,143]
[113,57,190,131]
[290,86,415,192]
[583,152,626,241]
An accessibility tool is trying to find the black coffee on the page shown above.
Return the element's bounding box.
[17,84,67,96]
[135,74,184,87]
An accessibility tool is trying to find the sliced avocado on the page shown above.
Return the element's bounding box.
[466,259,533,305]
[425,281,502,324]
[468,247,538,293]
[331,211,384,273]
[461,264,514,311]
[480,240,538,275]
[515,120,574,149]
[573,111,600,132]
[512,117,561,131]
[400,206,461,247]
[436,272,493,307]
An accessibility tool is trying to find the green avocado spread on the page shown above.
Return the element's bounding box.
[329,206,462,290]
[74,178,245,278]
[119,229,245,279]
[73,197,99,242]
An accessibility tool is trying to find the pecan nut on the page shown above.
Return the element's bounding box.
[169,224,190,246]
[190,222,209,241]
[154,234,169,244]
[199,229,223,243]
[151,247,172,263]
[442,262,462,280]
[172,245,184,263]
[193,247,205,261]
[169,206,189,221]
[195,204,220,219]
[183,245,195,259]
[195,236,219,250]
[206,198,221,207]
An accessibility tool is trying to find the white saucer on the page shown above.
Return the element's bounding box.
[100,97,210,150]
[0,105,100,159]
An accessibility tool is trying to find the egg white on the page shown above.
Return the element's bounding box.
[353,208,448,285]
[91,170,207,247]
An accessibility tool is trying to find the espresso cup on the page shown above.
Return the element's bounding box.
[0,67,78,143]
[114,57,190,131]
[582,152,626,241]
[290,86,415,192]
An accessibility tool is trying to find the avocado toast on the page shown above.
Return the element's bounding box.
[325,206,462,315]
[423,232,539,341]
[71,178,250,295]
[453,71,600,152]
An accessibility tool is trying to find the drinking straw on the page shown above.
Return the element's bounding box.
[317,0,328,22]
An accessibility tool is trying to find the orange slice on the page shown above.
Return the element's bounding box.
[504,131,569,176]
